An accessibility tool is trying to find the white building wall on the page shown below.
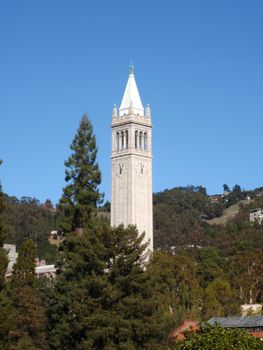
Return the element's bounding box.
[111,114,153,251]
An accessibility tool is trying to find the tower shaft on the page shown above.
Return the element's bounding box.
[111,67,153,251]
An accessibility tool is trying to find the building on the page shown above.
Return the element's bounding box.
[4,243,56,279]
[3,244,18,273]
[35,264,56,279]
[111,65,153,251]
[249,208,263,223]
[241,304,262,316]
[208,316,263,339]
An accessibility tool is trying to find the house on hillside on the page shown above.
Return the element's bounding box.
[4,243,56,279]
[208,316,263,339]
[249,208,263,224]
[3,244,18,273]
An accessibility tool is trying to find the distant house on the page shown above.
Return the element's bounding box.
[209,195,221,203]
[3,244,18,273]
[4,243,56,279]
[35,264,56,279]
[241,304,262,317]
[249,208,263,223]
[208,316,263,339]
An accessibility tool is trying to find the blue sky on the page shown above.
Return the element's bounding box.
[1,0,262,204]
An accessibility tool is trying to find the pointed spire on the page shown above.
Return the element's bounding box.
[145,104,151,119]
[129,101,134,115]
[119,64,144,116]
[112,104,118,119]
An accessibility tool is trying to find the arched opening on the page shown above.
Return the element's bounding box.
[139,131,143,149]
[144,132,147,150]
[116,132,120,151]
[125,130,128,149]
[135,130,138,149]
[121,131,124,150]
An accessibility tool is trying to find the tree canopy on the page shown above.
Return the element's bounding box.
[58,114,103,234]
[173,324,263,350]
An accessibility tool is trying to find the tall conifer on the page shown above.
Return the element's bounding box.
[58,113,102,234]
[49,225,165,349]
[0,160,7,287]
[0,161,14,350]
[10,240,48,349]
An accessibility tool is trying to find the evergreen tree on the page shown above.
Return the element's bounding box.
[0,161,15,350]
[10,240,48,349]
[0,160,7,287]
[48,225,165,349]
[58,113,102,234]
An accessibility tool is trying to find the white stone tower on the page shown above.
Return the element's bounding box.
[111,65,153,251]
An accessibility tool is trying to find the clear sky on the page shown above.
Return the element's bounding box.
[1,0,262,204]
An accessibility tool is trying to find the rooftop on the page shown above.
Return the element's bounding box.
[208,316,263,328]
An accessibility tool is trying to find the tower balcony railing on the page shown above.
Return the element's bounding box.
[112,147,151,157]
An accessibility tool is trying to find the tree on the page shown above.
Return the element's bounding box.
[196,248,225,288]
[173,324,263,350]
[58,113,103,234]
[3,195,56,262]
[0,161,15,350]
[233,184,241,193]
[228,251,263,304]
[48,225,165,349]
[223,184,230,193]
[10,240,48,349]
[202,278,238,320]
[148,251,201,325]
[0,162,7,288]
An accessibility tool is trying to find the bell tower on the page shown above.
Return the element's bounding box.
[111,65,153,251]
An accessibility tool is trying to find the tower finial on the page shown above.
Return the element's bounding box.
[112,104,118,119]
[146,104,151,119]
[129,61,134,75]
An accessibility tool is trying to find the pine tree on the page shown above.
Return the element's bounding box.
[10,240,48,349]
[92,225,165,350]
[58,113,102,234]
[0,160,7,288]
[48,229,107,349]
[48,225,165,349]
[0,161,15,350]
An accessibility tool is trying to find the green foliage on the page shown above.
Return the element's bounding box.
[223,184,230,192]
[0,162,8,288]
[228,250,263,304]
[148,251,201,324]
[11,240,36,288]
[153,186,222,249]
[10,240,48,349]
[58,114,103,234]
[49,225,166,349]
[0,288,14,350]
[196,247,225,287]
[202,278,238,319]
[173,324,263,350]
[153,186,263,317]
[3,195,57,262]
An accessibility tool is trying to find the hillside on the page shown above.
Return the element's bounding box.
[206,199,251,225]
[2,196,57,262]
[153,185,263,252]
[2,185,263,325]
